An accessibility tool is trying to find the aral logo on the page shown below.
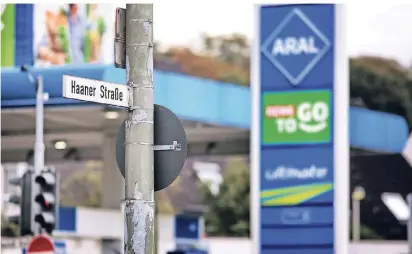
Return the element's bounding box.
[272,37,319,56]
[262,90,331,144]
[261,8,331,86]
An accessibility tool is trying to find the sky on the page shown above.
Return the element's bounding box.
[117,3,412,67]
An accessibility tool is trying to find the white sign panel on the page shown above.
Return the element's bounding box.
[63,75,129,107]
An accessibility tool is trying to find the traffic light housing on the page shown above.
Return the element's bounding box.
[6,169,34,236]
[33,168,59,235]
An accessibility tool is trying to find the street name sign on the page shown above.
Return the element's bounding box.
[252,4,349,254]
[62,75,129,107]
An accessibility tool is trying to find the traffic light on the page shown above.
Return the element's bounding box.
[6,169,34,236]
[33,167,59,234]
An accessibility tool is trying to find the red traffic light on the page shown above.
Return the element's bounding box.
[35,193,55,210]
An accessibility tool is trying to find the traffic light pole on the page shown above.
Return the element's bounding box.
[34,75,45,235]
[124,4,155,254]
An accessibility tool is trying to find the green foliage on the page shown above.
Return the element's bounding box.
[1,214,18,237]
[155,191,175,214]
[350,57,412,128]
[349,224,382,240]
[200,158,250,237]
[201,33,250,70]
[60,161,102,207]
[218,72,249,85]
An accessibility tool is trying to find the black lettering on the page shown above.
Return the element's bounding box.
[110,89,115,100]
[71,81,96,97]
[98,85,124,101]
[80,85,85,95]
[100,85,105,98]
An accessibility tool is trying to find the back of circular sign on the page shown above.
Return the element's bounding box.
[116,104,188,191]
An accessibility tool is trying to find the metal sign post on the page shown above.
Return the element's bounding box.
[123,4,155,254]
[63,4,187,253]
[32,75,45,235]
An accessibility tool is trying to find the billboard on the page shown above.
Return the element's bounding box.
[33,4,115,66]
[252,4,349,254]
[1,4,15,66]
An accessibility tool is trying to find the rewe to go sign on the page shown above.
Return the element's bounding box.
[262,90,331,144]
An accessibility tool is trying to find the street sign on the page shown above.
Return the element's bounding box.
[174,215,201,240]
[53,240,67,254]
[116,104,187,191]
[62,75,129,107]
[253,4,348,254]
[26,235,55,254]
[23,239,65,254]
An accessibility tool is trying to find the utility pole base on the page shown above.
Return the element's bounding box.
[124,200,155,254]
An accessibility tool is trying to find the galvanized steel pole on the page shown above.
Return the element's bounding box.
[34,76,45,235]
[124,4,155,254]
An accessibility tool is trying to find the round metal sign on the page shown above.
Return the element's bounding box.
[116,104,187,191]
[27,234,55,253]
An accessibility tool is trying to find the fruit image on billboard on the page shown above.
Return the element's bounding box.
[262,89,331,145]
[1,4,15,67]
[33,4,115,66]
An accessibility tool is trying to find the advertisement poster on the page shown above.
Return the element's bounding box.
[33,4,115,66]
[1,4,15,67]
[253,4,348,254]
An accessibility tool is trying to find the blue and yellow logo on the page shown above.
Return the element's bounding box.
[261,182,333,206]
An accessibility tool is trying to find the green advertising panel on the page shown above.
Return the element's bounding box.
[262,90,331,144]
[1,4,15,67]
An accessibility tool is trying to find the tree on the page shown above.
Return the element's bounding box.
[60,161,102,207]
[201,33,250,85]
[1,214,18,237]
[201,33,250,70]
[155,33,250,85]
[200,158,250,237]
[349,224,382,240]
[350,56,412,128]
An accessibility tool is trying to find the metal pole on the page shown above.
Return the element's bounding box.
[34,76,45,172]
[407,193,412,254]
[33,76,45,234]
[124,4,155,254]
[352,198,360,242]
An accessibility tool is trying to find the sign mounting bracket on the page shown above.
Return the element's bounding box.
[153,141,182,151]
